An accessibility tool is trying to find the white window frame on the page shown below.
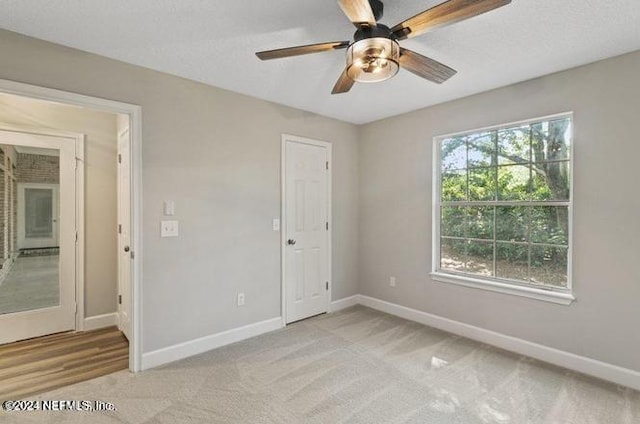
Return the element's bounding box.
[431,112,575,305]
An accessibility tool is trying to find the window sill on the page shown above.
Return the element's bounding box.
[430,272,575,305]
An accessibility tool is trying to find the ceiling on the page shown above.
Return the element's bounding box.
[1,0,639,124]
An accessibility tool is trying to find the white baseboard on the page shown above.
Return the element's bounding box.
[136,294,640,390]
[83,313,118,331]
[142,317,283,370]
[330,295,359,312]
[357,295,640,391]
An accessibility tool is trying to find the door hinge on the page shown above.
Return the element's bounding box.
[326,282,329,291]
[118,154,122,164]
[75,232,78,242]
[326,161,329,170]
[130,251,135,259]
[118,224,122,234]
[326,222,329,231]
[118,295,122,305]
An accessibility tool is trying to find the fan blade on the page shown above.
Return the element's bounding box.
[392,0,511,40]
[331,68,356,94]
[338,0,377,27]
[399,48,457,84]
[256,41,350,60]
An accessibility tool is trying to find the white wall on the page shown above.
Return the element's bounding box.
[359,50,640,372]
[0,93,118,318]
[0,29,360,353]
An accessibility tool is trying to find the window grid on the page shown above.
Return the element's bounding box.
[435,114,572,292]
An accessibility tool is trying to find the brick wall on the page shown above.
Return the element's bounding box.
[0,166,4,261]
[0,148,21,262]
[12,178,17,253]
[0,151,57,261]
[16,153,59,184]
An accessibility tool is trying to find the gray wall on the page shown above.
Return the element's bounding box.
[359,50,640,371]
[0,94,118,318]
[3,27,637,374]
[0,30,360,353]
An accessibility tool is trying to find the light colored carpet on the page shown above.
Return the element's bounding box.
[2,305,638,423]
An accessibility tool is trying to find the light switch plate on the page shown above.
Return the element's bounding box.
[164,201,175,216]
[161,220,179,237]
[273,219,280,231]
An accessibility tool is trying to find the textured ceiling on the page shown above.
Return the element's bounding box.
[1,0,640,124]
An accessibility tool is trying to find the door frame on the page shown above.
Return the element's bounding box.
[280,134,332,326]
[0,125,85,338]
[0,78,144,372]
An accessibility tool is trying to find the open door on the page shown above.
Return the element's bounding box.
[0,129,80,344]
[117,118,131,341]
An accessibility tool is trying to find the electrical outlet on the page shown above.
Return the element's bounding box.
[160,220,179,237]
[390,276,396,287]
[237,292,245,306]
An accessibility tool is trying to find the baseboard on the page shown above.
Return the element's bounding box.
[330,295,359,312]
[142,317,283,370]
[83,313,118,331]
[357,295,640,391]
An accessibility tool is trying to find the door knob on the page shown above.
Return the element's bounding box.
[124,246,130,252]
[287,239,296,246]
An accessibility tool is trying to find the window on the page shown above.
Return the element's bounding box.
[432,114,574,304]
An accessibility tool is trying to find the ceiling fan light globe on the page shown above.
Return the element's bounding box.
[346,37,399,83]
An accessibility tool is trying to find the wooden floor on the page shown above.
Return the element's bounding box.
[0,326,128,401]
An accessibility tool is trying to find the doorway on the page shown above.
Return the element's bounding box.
[0,79,142,372]
[281,134,332,324]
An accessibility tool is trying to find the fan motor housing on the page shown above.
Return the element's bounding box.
[353,23,395,43]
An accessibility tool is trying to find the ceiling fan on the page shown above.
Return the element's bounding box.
[256,0,511,94]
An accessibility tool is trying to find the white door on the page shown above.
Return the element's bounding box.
[283,136,330,324]
[0,130,78,345]
[17,183,60,250]
[117,124,132,340]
